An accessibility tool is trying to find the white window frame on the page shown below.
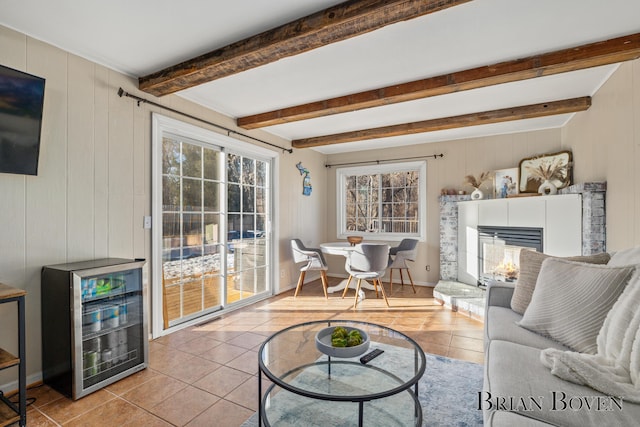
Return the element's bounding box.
[336,161,427,241]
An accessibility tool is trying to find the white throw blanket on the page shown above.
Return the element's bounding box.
[540,269,640,402]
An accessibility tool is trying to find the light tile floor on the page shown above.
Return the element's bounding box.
[18,278,484,426]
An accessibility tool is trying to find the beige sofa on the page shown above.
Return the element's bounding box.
[482,248,640,426]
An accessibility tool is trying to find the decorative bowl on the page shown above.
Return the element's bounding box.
[315,326,370,358]
[346,236,363,246]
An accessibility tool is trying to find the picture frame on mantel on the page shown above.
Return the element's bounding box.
[494,168,519,198]
[518,151,572,193]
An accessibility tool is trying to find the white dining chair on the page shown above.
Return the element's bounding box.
[387,238,419,293]
[291,239,328,298]
[343,243,390,309]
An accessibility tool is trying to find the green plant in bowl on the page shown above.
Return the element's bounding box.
[316,326,370,358]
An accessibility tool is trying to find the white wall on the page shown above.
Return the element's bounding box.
[562,60,640,251]
[0,24,327,386]
[277,148,328,286]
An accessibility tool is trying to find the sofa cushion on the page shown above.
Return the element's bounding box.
[510,250,611,314]
[608,246,640,267]
[518,258,634,353]
[485,306,570,351]
[484,340,640,427]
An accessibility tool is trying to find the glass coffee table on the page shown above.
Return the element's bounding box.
[258,320,426,426]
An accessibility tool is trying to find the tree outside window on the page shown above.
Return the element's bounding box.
[337,161,426,240]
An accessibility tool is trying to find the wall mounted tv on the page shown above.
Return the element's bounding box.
[0,64,46,176]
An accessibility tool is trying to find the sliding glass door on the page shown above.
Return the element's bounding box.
[161,136,225,325]
[226,154,270,302]
[153,115,273,333]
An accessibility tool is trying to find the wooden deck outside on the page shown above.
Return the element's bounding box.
[163,274,256,324]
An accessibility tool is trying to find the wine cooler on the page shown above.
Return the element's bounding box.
[41,258,148,399]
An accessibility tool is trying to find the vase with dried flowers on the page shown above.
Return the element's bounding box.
[525,158,568,195]
[464,172,493,200]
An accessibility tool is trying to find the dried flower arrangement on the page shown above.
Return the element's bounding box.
[463,171,493,189]
[525,157,568,183]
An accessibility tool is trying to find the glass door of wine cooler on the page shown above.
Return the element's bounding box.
[73,262,147,397]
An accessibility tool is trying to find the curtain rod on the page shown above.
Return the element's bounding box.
[325,153,444,168]
[117,88,293,154]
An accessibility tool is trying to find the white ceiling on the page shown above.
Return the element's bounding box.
[2,0,639,154]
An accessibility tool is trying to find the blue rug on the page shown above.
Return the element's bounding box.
[242,353,483,426]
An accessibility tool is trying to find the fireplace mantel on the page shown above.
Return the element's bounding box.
[439,182,606,285]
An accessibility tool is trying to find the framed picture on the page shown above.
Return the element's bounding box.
[518,151,572,193]
[494,168,519,198]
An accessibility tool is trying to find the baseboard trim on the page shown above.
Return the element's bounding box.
[0,372,43,396]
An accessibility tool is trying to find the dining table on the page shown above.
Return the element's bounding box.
[319,242,377,296]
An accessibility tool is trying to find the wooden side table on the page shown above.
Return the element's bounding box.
[0,283,26,427]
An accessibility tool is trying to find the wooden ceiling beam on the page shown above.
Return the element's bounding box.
[291,96,591,148]
[138,0,472,97]
[239,33,640,129]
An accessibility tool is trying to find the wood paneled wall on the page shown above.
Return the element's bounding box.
[0,25,324,386]
[563,60,640,251]
[324,129,563,284]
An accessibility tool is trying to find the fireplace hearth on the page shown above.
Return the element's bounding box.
[435,182,606,318]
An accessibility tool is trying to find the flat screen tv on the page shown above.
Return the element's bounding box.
[0,64,46,176]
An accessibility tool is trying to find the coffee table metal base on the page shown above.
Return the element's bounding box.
[259,381,422,427]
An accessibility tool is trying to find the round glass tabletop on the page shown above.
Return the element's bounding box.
[258,320,426,401]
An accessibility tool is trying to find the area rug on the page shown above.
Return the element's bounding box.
[241,353,483,426]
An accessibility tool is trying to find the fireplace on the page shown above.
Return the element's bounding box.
[477,226,543,287]
[439,184,606,288]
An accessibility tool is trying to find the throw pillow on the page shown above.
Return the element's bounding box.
[510,250,611,314]
[608,246,640,267]
[518,258,635,354]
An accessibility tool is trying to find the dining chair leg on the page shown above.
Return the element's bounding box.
[320,270,329,299]
[389,269,394,294]
[405,268,417,293]
[399,269,405,287]
[342,275,353,299]
[377,278,390,307]
[294,271,305,298]
[372,278,380,301]
[353,279,362,309]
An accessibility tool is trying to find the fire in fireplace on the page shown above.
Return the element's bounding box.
[477,226,543,287]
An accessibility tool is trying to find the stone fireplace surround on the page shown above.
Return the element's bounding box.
[434,182,606,319]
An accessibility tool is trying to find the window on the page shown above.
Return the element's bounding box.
[336,161,426,240]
